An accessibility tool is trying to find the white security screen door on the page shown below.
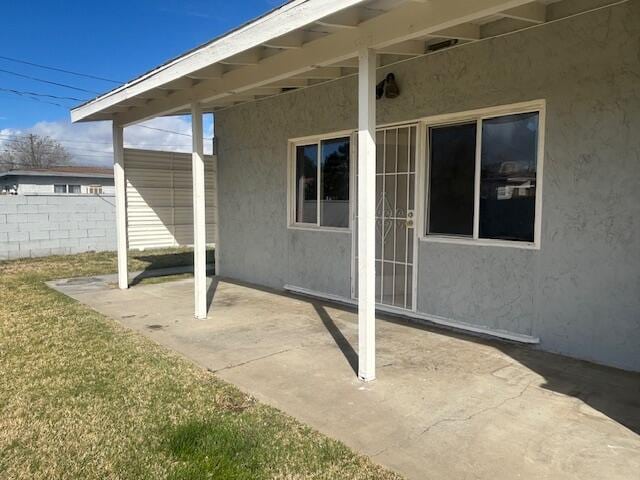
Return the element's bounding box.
[355,125,417,310]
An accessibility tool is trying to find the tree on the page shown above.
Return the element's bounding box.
[0,134,72,171]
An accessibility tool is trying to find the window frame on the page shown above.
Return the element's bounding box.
[68,184,82,194]
[419,100,545,250]
[288,129,356,232]
[88,184,103,195]
[54,184,67,194]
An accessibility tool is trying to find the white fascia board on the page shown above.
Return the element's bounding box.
[71,0,368,123]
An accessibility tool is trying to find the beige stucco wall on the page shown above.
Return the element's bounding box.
[215,1,640,371]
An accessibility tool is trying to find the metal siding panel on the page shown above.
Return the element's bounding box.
[124,149,217,249]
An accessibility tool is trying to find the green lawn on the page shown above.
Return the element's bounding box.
[0,250,401,480]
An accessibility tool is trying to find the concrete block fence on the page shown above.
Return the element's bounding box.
[0,195,116,260]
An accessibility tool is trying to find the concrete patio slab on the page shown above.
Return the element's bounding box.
[48,274,640,480]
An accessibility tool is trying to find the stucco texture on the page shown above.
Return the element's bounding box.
[215,1,640,371]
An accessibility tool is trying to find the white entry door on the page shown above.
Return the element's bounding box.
[354,124,418,310]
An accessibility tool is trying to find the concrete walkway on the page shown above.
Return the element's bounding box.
[49,275,640,480]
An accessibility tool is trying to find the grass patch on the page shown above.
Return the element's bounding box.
[0,249,401,480]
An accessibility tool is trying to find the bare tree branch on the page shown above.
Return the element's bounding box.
[0,134,72,171]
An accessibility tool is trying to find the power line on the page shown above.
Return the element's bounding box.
[0,67,100,94]
[129,124,213,140]
[132,124,193,137]
[0,55,122,84]
[0,91,68,108]
[0,87,86,102]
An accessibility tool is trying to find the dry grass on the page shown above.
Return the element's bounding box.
[0,250,401,480]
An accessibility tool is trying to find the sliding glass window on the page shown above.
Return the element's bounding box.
[293,136,350,229]
[295,144,318,224]
[428,122,476,236]
[426,109,541,245]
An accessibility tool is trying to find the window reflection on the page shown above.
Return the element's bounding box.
[320,137,350,228]
[295,144,318,224]
[480,112,538,242]
[428,123,477,236]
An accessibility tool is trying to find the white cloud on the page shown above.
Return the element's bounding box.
[0,115,214,167]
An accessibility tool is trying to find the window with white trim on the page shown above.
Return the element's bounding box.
[54,184,67,194]
[426,109,541,244]
[292,135,351,229]
[88,185,103,194]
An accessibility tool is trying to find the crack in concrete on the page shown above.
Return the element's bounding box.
[208,348,293,374]
[371,380,534,459]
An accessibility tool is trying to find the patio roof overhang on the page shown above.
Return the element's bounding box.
[82,0,559,383]
[70,0,552,127]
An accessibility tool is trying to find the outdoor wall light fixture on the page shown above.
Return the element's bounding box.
[376,73,400,100]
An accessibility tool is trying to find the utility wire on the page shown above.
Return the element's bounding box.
[0,67,101,94]
[0,55,122,84]
[0,90,68,108]
[132,124,193,137]
[0,86,86,102]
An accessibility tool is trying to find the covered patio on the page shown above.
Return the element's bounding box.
[69,0,602,381]
[49,273,640,480]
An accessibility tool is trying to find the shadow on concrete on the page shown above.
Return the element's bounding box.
[58,264,640,436]
[128,249,215,287]
[207,277,219,313]
[495,342,640,435]
[188,277,640,435]
[375,310,640,436]
[313,303,358,375]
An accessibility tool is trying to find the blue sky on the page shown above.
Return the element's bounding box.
[0,0,283,164]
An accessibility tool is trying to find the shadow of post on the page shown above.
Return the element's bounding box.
[312,303,358,375]
[128,249,215,287]
[207,277,219,313]
[180,276,640,434]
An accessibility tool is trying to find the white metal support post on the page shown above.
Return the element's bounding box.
[192,103,208,319]
[357,48,376,382]
[112,122,128,290]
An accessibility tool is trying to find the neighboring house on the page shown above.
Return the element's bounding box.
[70,0,640,376]
[0,166,114,195]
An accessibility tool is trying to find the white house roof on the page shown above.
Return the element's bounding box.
[71,0,565,126]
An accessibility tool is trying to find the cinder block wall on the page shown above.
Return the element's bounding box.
[0,195,116,259]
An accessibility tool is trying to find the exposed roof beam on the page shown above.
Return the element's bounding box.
[120,98,151,107]
[499,2,546,24]
[106,106,134,113]
[113,0,534,126]
[266,78,309,88]
[245,87,283,96]
[326,58,359,68]
[316,9,361,29]
[219,48,263,65]
[293,67,344,79]
[378,40,425,56]
[157,78,196,90]
[263,31,305,49]
[188,64,226,80]
[430,23,481,41]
